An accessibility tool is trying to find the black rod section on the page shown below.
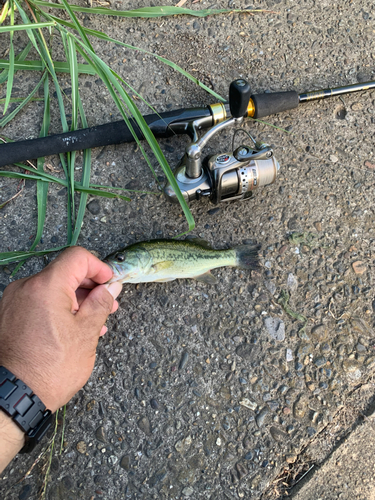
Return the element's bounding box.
[299,80,375,102]
[0,106,213,168]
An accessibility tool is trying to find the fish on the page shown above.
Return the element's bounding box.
[104,238,260,285]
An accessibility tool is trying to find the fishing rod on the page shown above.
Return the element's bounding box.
[1,79,374,204]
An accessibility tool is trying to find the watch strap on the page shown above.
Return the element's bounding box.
[0,366,54,453]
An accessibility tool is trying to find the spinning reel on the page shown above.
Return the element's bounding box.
[163,79,280,205]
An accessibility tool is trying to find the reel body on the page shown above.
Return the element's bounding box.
[163,79,280,205]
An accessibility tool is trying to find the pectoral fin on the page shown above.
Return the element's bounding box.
[194,271,218,285]
[151,261,174,273]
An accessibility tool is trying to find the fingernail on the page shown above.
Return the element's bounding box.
[100,326,108,337]
[105,281,122,300]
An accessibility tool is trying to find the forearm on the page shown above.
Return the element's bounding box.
[0,411,25,473]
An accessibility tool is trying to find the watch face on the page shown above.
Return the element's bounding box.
[216,154,231,164]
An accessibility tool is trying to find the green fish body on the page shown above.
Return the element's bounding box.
[104,239,260,285]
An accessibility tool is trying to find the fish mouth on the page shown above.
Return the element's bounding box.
[103,260,125,282]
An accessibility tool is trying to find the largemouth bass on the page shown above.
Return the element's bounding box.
[104,239,260,285]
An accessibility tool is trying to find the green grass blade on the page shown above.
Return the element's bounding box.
[74,186,130,201]
[0,21,55,32]
[12,74,50,274]
[71,95,90,245]
[0,71,46,127]
[0,246,67,265]
[0,1,9,24]
[0,96,43,104]
[32,1,265,18]
[3,0,15,115]
[0,59,97,74]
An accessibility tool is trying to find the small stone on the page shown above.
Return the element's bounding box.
[352,261,366,275]
[236,462,248,480]
[87,199,101,215]
[137,416,151,435]
[120,455,130,471]
[179,351,189,370]
[287,273,298,292]
[76,441,87,454]
[150,399,159,410]
[314,221,322,232]
[256,407,269,427]
[182,487,195,497]
[283,407,291,415]
[270,426,288,442]
[330,155,339,163]
[95,426,107,443]
[314,356,327,367]
[18,484,32,500]
[285,454,297,464]
[286,349,293,362]
[307,426,316,437]
[244,451,253,460]
[239,399,257,411]
[264,317,285,342]
[86,399,96,411]
[364,160,375,169]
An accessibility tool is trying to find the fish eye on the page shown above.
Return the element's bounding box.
[116,253,125,262]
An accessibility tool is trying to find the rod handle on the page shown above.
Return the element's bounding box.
[249,91,299,119]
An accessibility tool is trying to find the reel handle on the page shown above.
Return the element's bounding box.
[229,79,251,118]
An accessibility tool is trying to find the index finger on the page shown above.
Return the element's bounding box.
[41,247,113,291]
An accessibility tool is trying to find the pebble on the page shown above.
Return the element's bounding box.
[137,416,151,435]
[352,261,366,275]
[95,426,107,443]
[330,155,339,163]
[314,221,322,232]
[120,455,130,471]
[286,349,293,362]
[150,399,159,410]
[314,356,327,367]
[239,398,257,411]
[18,485,32,500]
[87,199,101,215]
[287,273,298,292]
[256,407,269,427]
[264,317,285,342]
[182,487,195,497]
[76,441,87,454]
[179,351,189,370]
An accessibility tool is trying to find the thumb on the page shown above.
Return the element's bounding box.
[77,282,122,332]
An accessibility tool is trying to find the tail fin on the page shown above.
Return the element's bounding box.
[235,244,261,269]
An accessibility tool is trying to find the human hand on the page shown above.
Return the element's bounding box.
[0,247,122,413]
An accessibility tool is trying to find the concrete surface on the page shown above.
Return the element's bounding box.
[0,0,375,499]
[292,407,375,500]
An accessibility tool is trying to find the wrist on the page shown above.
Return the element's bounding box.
[0,410,25,473]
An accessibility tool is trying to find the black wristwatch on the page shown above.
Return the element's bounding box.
[0,366,54,453]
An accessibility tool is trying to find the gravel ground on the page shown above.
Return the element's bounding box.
[0,0,375,499]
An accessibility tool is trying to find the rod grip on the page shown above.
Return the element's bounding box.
[251,91,299,119]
